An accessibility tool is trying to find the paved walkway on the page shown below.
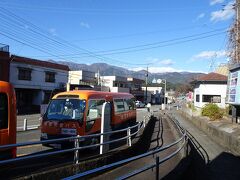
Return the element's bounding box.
[169,110,227,161]
[93,110,181,180]
[169,109,240,180]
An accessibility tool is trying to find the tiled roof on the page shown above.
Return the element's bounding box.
[11,55,69,71]
[197,72,227,82]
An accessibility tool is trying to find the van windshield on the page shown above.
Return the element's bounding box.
[46,99,86,121]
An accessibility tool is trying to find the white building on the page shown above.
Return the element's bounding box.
[10,55,69,114]
[100,76,129,93]
[142,85,162,104]
[69,70,96,85]
[193,72,227,109]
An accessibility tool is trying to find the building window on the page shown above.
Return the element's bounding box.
[0,93,8,129]
[18,68,32,81]
[45,72,55,83]
[202,95,221,103]
[196,95,200,102]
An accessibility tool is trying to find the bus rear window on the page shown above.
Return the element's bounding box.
[0,93,8,129]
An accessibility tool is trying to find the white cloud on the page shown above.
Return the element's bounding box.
[210,1,235,22]
[131,66,179,73]
[192,50,228,60]
[80,22,90,29]
[130,66,205,74]
[49,28,57,36]
[145,57,174,66]
[159,59,174,66]
[210,0,224,6]
[197,13,205,20]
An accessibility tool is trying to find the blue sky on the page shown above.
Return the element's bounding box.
[0,0,236,73]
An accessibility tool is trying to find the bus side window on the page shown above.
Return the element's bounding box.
[114,99,125,113]
[87,99,105,121]
[126,98,136,110]
[0,93,8,129]
[123,99,129,111]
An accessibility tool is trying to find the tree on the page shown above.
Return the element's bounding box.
[175,84,193,97]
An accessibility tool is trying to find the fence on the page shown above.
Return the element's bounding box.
[63,116,187,180]
[0,114,151,166]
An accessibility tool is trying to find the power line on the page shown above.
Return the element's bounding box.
[29,30,227,59]
[0,7,152,66]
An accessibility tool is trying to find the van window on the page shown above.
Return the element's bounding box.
[87,99,105,121]
[0,93,8,129]
[114,99,125,113]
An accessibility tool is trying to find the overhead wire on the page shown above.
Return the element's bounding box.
[0,7,229,68]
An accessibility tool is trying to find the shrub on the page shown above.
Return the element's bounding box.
[202,103,223,120]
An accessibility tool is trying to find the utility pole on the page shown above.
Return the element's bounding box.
[97,69,100,85]
[145,66,148,104]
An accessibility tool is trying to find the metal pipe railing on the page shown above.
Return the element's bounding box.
[63,128,186,179]
[0,118,149,165]
[63,116,187,180]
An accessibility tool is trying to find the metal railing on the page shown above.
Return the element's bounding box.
[63,116,187,180]
[0,115,151,166]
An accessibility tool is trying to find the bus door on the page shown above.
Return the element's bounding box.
[0,92,12,159]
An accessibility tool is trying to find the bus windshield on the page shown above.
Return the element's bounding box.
[46,99,86,121]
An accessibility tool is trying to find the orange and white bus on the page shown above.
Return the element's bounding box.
[0,81,16,159]
[41,90,136,148]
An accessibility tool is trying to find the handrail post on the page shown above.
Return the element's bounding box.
[23,118,27,131]
[74,135,80,164]
[155,156,159,180]
[127,127,132,147]
[143,117,146,128]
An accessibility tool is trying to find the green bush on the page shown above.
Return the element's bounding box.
[202,103,223,120]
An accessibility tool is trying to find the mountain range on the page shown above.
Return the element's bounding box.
[55,61,204,85]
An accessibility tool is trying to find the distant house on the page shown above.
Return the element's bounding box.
[192,72,228,109]
[100,76,130,93]
[9,55,69,114]
[68,70,96,90]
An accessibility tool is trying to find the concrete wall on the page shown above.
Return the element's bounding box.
[180,108,240,155]
[194,83,227,108]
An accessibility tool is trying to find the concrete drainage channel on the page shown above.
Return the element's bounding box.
[13,116,155,180]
